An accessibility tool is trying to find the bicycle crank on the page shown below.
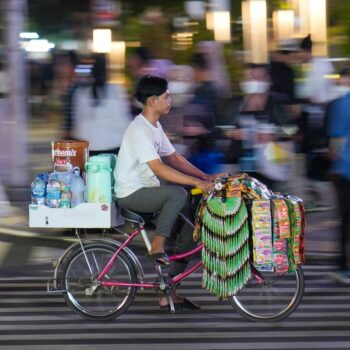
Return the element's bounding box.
[85,280,101,296]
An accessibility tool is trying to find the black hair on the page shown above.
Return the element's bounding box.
[300,34,312,53]
[133,47,152,63]
[68,50,79,67]
[91,53,107,105]
[191,52,209,70]
[134,75,168,104]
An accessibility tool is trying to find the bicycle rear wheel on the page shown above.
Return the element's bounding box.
[230,264,304,322]
[59,243,137,321]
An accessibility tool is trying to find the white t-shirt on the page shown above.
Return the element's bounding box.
[302,57,334,104]
[115,114,175,198]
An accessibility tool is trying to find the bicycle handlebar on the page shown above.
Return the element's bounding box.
[191,176,229,196]
[191,188,203,196]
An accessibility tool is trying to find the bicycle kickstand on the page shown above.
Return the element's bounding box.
[140,227,176,313]
[168,295,175,314]
[154,264,176,313]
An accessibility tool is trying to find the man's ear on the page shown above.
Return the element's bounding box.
[148,95,157,107]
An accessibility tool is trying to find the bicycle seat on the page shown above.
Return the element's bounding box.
[120,208,156,225]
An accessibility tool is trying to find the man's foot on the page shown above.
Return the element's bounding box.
[148,252,170,266]
[328,270,350,284]
[149,235,168,265]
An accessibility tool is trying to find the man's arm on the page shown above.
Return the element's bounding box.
[162,151,225,181]
[147,158,214,192]
[162,152,210,181]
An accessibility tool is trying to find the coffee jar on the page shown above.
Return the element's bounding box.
[52,140,89,181]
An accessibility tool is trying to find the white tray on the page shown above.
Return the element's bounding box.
[29,202,123,228]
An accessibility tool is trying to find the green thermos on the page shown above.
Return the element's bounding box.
[85,161,112,203]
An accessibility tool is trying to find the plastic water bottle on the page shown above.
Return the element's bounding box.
[46,179,61,208]
[70,167,85,208]
[60,186,72,208]
[31,176,46,205]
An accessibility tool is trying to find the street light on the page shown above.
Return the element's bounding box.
[92,29,112,53]
[291,0,328,55]
[213,11,231,42]
[242,0,268,63]
[273,10,295,42]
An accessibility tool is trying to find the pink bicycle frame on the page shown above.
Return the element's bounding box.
[95,225,203,289]
[95,225,264,289]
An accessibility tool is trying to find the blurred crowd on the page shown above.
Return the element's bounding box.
[1,33,350,279]
[12,34,350,210]
[0,35,348,206]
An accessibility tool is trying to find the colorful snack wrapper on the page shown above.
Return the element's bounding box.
[273,199,290,239]
[252,200,274,266]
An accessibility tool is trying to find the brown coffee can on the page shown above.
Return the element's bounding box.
[52,140,89,174]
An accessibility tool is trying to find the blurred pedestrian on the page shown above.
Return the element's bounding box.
[161,64,195,149]
[51,51,82,137]
[296,35,334,211]
[196,41,231,99]
[189,52,219,127]
[181,52,223,174]
[127,47,153,81]
[269,38,299,104]
[226,64,292,191]
[0,60,8,98]
[327,68,350,283]
[297,34,334,105]
[127,47,154,116]
[72,53,132,156]
[0,59,8,114]
[0,59,13,217]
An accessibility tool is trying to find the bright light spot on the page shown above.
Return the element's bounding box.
[19,32,39,39]
[324,74,340,80]
[93,29,112,53]
[213,11,231,42]
[22,39,55,52]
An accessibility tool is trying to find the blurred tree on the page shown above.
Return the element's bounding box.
[27,0,91,39]
[328,0,350,56]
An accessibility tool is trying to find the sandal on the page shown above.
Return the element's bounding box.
[160,297,201,312]
[148,252,170,266]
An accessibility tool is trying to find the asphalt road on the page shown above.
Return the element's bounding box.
[0,250,348,350]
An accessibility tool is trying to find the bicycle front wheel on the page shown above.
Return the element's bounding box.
[59,244,137,321]
[230,264,304,322]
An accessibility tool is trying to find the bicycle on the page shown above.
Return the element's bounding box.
[49,180,305,323]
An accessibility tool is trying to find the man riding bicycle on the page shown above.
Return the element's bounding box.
[115,75,220,310]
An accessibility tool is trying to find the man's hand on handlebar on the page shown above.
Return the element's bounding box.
[193,179,215,193]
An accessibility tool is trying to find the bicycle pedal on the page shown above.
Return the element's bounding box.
[156,285,174,296]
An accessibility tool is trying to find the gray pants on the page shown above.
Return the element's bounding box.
[117,186,197,276]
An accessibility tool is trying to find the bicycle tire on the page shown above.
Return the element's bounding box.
[58,243,137,321]
[230,264,304,322]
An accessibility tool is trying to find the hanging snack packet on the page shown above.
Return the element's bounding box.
[284,196,301,270]
[272,198,290,273]
[273,199,290,239]
[287,195,306,264]
[252,200,274,266]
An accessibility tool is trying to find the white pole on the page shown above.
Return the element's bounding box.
[1,0,28,186]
